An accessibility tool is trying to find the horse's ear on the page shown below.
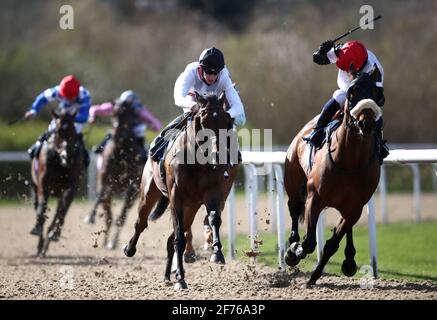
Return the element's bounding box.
[51,109,59,119]
[195,92,207,106]
[218,92,228,110]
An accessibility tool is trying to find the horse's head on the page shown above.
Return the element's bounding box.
[195,92,231,133]
[112,99,136,141]
[345,73,383,136]
[51,108,78,167]
[192,92,232,167]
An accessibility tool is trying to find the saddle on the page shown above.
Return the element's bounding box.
[307,119,342,172]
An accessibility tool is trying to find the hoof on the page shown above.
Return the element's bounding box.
[174,280,188,290]
[47,229,60,242]
[284,243,300,267]
[184,252,196,263]
[123,243,136,257]
[30,225,43,236]
[341,259,358,277]
[302,280,316,289]
[83,214,95,224]
[163,279,172,286]
[210,251,225,264]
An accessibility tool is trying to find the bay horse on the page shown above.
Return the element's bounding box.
[283,73,383,286]
[30,109,84,257]
[84,99,146,249]
[123,93,238,289]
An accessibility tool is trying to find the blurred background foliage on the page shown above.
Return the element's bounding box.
[1,0,437,147]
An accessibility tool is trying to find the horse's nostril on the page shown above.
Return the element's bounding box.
[358,120,365,129]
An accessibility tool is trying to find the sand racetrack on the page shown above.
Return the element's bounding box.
[0,194,436,300]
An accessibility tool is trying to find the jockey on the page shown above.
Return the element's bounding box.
[89,90,162,159]
[24,75,91,167]
[304,40,389,163]
[149,47,246,162]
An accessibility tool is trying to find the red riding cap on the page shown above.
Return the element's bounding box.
[336,41,368,72]
[59,75,80,100]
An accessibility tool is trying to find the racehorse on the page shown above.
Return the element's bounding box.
[30,109,84,257]
[283,73,383,286]
[123,93,238,289]
[84,100,146,249]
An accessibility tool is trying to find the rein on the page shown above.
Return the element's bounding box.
[327,110,377,174]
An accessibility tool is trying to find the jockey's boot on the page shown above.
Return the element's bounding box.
[77,133,90,168]
[93,133,112,154]
[303,98,341,149]
[375,118,389,164]
[149,113,188,162]
[27,131,50,159]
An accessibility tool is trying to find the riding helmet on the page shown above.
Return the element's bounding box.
[199,47,225,74]
[59,75,80,100]
[336,41,368,72]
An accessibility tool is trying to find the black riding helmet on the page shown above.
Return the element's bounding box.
[199,47,225,74]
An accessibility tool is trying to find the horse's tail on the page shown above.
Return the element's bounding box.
[148,196,169,221]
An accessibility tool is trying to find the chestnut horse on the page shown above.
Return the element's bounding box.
[284,73,383,286]
[123,93,238,289]
[84,100,146,249]
[30,109,84,257]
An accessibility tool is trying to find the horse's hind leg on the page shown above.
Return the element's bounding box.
[341,229,358,277]
[284,153,307,246]
[123,177,160,257]
[107,183,139,250]
[307,210,361,286]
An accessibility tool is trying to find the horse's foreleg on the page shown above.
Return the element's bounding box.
[206,202,225,264]
[285,193,322,267]
[31,186,48,237]
[101,196,113,247]
[123,178,160,257]
[107,184,139,250]
[48,188,75,242]
[341,229,358,277]
[183,228,196,263]
[84,193,102,224]
[307,212,360,286]
[202,213,213,251]
[172,191,187,290]
[164,232,175,282]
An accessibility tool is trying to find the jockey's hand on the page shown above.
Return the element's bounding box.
[319,40,334,54]
[24,110,36,120]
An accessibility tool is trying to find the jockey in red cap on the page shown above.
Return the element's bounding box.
[24,75,91,166]
[304,39,388,163]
